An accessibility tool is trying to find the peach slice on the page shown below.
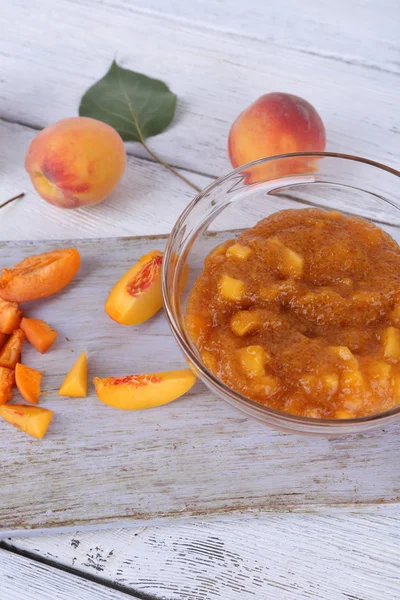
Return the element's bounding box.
[0,404,53,438]
[0,329,24,369]
[0,298,23,334]
[0,366,15,405]
[20,317,58,353]
[15,363,42,405]
[0,248,80,302]
[58,351,87,397]
[93,368,196,410]
[105,250,163,326]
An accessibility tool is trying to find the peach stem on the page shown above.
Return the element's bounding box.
[0,192,25,210]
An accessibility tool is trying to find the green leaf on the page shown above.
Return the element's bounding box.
[79,60,177,143]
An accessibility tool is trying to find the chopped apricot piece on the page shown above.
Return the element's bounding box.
[0,329,24,369]
[0,404,53,438]
[383,327,400,361]
[15,363,42,405]
[226,244,252,260]
[231,310,260,336]
[93,369,196,410]
[329,346,358,369]
[0,367,15,405]
[20,317,58,353]
[237,345,269,377]
[218,275,245,301]
[58,351,87,397]
[0,248,80,302]
[279,246,304,279]
[0,298,22,334]
[105,250,163,326]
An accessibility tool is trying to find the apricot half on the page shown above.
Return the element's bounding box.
[58,351,88,397]
[105,250,163,325]
[93,368,196,410]
[0,248,80,302]
[0,404,53,438]
[0,367,15,405]
[15,363,42,405]
[0,329,24,369]
[0,298,23,334]
[21,318,58,353]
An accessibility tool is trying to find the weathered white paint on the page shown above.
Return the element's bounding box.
[0,547,136,600]
[1,236,400,537]
[0,0,399,182]
[4,511,400,599]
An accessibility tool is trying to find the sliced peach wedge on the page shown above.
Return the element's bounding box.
[105,250,163,326]
[0,329,24,369]
[15,363,42,405]
[0,404,53,438]
[20,317,58,353]
[0,366,15,405]
[58,351,87,397]
[93,369,196,410]
[0,247,80,302]
[0,298,23,334]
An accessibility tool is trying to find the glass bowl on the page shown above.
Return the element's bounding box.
[162,152,400,435]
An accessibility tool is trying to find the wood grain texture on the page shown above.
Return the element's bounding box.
[1,235,400,536]
[5,511,400,599]
[0,547,137,600]
[1,0,399,180]
[0,120,211,241]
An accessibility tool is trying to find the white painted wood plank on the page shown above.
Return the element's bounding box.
[5,512,400,599]
[1,0,398,178]
[0,120,211,241]
[0,547,136,600]
[1,236,400,536]
[123,0,400,74]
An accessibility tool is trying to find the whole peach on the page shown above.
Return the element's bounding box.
[228,93,326,171]
[25,117,126,209]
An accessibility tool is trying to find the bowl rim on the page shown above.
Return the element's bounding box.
[162,151,400,431]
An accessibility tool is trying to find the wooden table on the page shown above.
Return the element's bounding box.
[1,1,399,598]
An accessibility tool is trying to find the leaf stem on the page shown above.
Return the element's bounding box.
[116,70,201,194]
[139,136,201,193]
[0,192,25,210]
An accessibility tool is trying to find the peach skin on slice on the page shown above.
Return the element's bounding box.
[93,368,196,410]
[58,351,87,397]
[20,317,58,353]
[105,250,163,326]
[0,298,23,334]
[15,363,42,405]
[0,366,15,405]
[0,404,53,438]
[0,329,24,369]
[0,247,80,302]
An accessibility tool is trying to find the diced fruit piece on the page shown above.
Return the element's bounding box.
[230,310,260,336]
[105,250,163,326]
[367,360,392,391]
[201,350,218,373]
[299,374,318,395]
[237,345,269,377]
[0,298,22,334]
[0,248,80,302]
[259,284,282,302]
[341,369,366,396]
[335,409,355,419]
[58,351,87,397]
[383,327,400,361]
[218,275,245,301]
[258,374,281,396]
[329,346,358,369]
[93,369,196,410]
[322,374,339,396]
[0,404,53,438]
[0,329,24,369]
[0,367,15,405]
[226,244,251,260]
[279,246,304,279]
[20,318,58,353]
[25,117,126,209]
[15,363,42,405]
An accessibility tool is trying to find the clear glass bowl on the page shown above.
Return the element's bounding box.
[162,152,400,435]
